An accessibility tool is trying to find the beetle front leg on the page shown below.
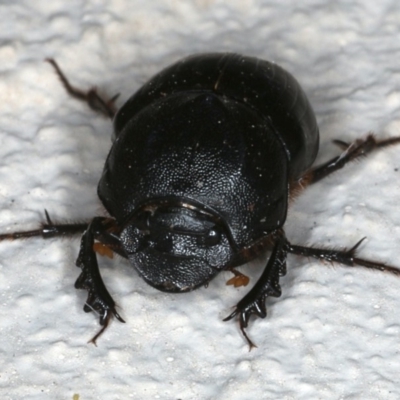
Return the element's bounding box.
[75,217,125,344]
[224,234,287,349]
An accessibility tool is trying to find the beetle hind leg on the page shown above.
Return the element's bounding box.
[46,58,119,119]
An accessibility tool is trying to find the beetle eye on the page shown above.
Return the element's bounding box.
[198,227,221,246]
[135,211,151,231]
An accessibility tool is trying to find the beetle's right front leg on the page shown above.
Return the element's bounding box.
[75,217,125,344]
[224,232,287,349]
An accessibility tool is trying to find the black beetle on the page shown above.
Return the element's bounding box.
[2,53,400,348]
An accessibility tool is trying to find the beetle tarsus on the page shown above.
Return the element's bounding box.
[87,307,125,346]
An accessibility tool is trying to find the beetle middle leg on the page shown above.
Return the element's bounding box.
[289,133,400,275]
[0,210,88,241]
[301,134,400,185]
[228,233,400,349]
[285,238,400,276]
[45,58,119,119]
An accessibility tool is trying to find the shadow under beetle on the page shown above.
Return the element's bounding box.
[2,53,400,348]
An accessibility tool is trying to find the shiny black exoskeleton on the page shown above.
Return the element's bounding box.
[2,53,400,348]
[100,54,320,292]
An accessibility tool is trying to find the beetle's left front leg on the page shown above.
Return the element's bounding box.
[224,233,287,349]
[75,217,125,344]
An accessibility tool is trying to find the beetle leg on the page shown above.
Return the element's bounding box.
[46,58,119,119]
[75,217,125,345]
[303,134,400,184]
[0,211,126,344]
[0,209,88,241]
[286,237,400,276]
[224,234,287,349]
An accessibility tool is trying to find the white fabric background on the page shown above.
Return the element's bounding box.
[1,1,400,399]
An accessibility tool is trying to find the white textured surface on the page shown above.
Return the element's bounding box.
[1,1,400,399]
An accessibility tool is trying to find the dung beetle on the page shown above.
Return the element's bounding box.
[2,53,400,348]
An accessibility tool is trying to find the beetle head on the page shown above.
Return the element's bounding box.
[119,200,235,292]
